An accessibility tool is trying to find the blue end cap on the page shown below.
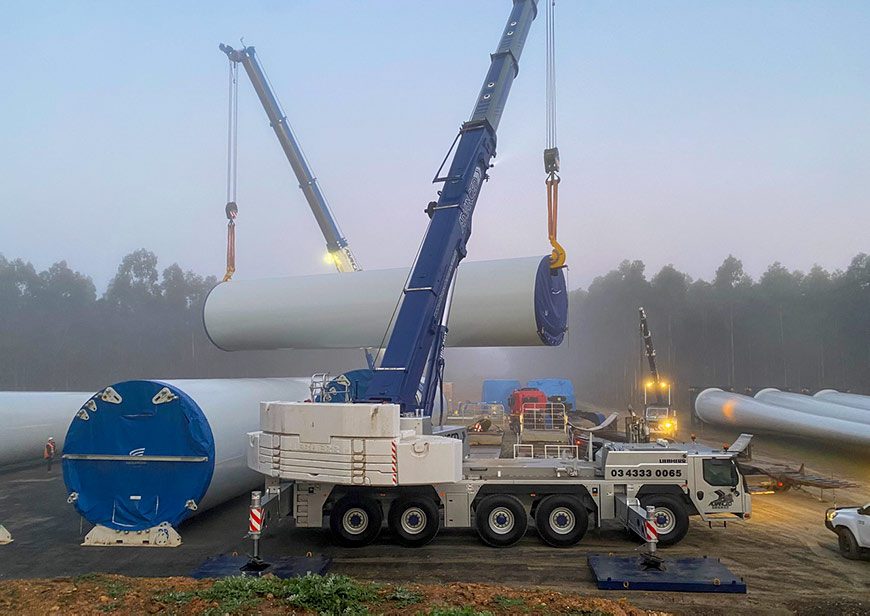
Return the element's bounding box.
[534,256,568,346]
[62,380,216,531]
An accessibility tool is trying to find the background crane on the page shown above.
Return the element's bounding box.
[220,43,361,274]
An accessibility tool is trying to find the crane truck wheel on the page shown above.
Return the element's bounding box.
[388,497,440,547]
[329,496,383,547]
[534,495,589,547]
[836,528,861,560]
[475,494,528,547]
[638,494,689,546]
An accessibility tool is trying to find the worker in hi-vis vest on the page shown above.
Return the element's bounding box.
[44,437,57,472]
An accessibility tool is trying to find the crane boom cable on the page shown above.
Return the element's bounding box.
[546,0,556,149]
[544,0,565,269]
[223,59,240,282]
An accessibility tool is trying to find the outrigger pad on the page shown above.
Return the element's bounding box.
[587,554,746,593]
[191,554,331,579]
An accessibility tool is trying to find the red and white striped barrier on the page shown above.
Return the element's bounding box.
[249,506,264,535]
[645,519,658,542]
[391,440,398,485]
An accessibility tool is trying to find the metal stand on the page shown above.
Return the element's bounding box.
[638,506,665,571]
[0,524,12,545]
[240,491,271,576]
[82,522,181,547]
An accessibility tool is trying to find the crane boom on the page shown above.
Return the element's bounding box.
[363,0,539,414]
[220,44,360,273]
[639,306,664,405]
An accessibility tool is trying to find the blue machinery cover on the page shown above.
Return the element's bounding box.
[63,381,215,531]
[526,378,576,408]
[534,256,568,345]
[481,380,522,410]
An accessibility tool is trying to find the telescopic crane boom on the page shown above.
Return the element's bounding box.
[220,43,360,273]
[362,0,539,415]
[639,306,661,396]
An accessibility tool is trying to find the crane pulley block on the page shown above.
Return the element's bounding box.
[544,146,560,174]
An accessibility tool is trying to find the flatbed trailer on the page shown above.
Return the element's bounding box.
[248,402,752,548]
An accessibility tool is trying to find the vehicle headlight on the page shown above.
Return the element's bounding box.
[826,510,837,522]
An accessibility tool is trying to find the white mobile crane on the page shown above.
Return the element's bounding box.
[245,0,753,550]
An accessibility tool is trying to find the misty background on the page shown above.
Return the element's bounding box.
[1,2,868,411]
[2,249,868,414]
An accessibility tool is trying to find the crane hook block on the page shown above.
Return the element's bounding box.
[225,201,238,221]
[544,147,560,174]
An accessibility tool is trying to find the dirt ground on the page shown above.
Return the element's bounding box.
[0,574,651,615]
[1,425,869,615]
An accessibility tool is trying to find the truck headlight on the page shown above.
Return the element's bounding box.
[826,510,837,522]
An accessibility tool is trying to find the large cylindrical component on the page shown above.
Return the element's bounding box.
[814,389,870,412]
[754,388,870,426]
[62,378,309,531]
[203,255,568,351]
[694,388,870,445]
[0,392,91,467]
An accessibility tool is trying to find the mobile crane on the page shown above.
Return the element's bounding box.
[219,43,360,274]
[245,0,751,551]
[639,307,678,438]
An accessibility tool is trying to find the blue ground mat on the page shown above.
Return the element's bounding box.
[587,554,746,593]
[191,554,331,579]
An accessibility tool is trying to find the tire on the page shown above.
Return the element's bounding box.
[388,497,440,547]
[475,494,527,547]
[639,494,690,546]
[329,496,382,547]
[534,495,589,548]
[837,528,861,560]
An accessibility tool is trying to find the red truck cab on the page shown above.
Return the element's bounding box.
[508,387,548,432]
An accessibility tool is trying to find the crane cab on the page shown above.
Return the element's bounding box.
[643,380,678,438]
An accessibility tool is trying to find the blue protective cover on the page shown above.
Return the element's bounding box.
[62,380,215,531]
[534,257,568,345]
[481,379,522,410]
[526,378,576,408]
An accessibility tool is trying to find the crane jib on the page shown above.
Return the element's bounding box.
[362,0,539,413]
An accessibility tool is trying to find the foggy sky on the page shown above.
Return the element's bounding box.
[2,0,868,290]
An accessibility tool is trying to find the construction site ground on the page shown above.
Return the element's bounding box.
[0,423,868,615]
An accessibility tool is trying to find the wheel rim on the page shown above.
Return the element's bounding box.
[342,507,369,535]
[400,506,427,535]
[548,506,576,535]
[652,506,676,535]
[489,507,516,535]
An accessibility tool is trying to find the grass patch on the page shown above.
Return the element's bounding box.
[155,573,377,615]
[286,573,377,614]
[386,586,423,607]
[491,594,526,609]
[104,580,129,599]
[72,572,102,583]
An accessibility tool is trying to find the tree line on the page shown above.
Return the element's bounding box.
[1,249,868,413]
[496,253,870,411]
